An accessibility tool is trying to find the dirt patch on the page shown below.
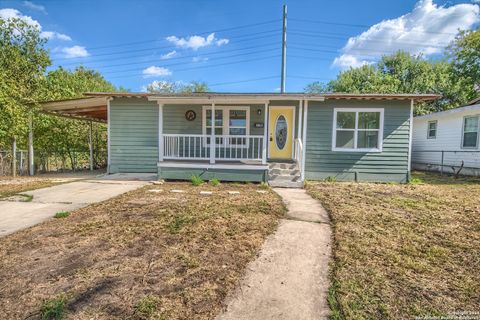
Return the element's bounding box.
[307,172,480,319]
[0,182,285,319]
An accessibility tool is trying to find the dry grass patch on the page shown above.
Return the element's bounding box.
[0,182,285,319]
[307,172,480,319]
[0,176,60,198]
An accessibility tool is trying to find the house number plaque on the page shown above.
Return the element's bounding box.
[185,110,196,121]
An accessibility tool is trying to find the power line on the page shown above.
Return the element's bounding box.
[209,75,279,87]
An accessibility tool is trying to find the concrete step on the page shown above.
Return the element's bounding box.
[268,175,301,182]
[269,168,300,176]
[268,162,297,170]
[268,180,304,188]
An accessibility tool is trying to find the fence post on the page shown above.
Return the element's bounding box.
[12,137,16,178]
[19,151,24,175]
[89,121,94,171]
[440,151,444,175]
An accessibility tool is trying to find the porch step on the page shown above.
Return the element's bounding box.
[267,162,303,188]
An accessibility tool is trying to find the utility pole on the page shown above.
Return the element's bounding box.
[280,4,287,93]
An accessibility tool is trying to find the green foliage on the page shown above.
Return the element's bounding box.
[306,50,478,115]
[144,80,209,93]
[191,175,204,186]
[210,178,221,186]
[325,176,337,182]
[134,295,159,320]
[40,295,65,320]
[259,182,269,189]
[54,211,70,219]
[166,215,189,234]
[19,194,33,202]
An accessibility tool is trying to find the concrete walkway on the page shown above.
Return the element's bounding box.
[217,188,332,320]
[0,173,153,237]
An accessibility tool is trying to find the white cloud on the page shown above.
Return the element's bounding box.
[0,8,72,42]
[160,50,177,60]
[166,32,229,50]
[59,45,89,58]
[142,66,172,78]
[41,31,71,41]
[192,56,208,63]
[333,0,480,69]
[23,1,47,14]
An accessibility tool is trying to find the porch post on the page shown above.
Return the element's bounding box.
[107,98,111,173]
[262,102,268,164]
[210,102,215,164]
[89,121,93,171]
[301,100,309,181]
[158,103,164,162]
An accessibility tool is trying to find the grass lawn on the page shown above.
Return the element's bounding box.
[0,182,285,319]
[307,172,480,319]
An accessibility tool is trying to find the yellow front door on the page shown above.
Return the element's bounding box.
[269,107,294,159]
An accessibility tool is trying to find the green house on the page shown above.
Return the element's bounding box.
[42,92,439,186]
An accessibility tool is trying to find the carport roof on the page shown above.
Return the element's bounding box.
[40,92,441,121]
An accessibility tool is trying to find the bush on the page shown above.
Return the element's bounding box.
[191,175,204,186]
[210,178,220,186]
[40,295,65,320]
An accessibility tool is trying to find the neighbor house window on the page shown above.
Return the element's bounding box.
[203,106,250,146]
[427,121,437,139]
[332,108,384,152]
[462,116,479,148]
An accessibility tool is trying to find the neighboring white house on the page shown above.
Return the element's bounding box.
[412,98,480,176]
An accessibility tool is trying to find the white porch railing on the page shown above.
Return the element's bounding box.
[163,134,265,162]
[294,138,303,166]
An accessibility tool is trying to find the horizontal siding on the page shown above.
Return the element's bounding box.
[305,100,411,182]
[109,97,158,173]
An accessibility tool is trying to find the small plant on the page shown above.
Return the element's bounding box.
[166,215,188,234]
[40,295,65,320]
[409,177,423,185]
[19,194,33,202]
[54,211,70,219]
[191,175,204,186]
[325,176,337,182]
[210,178,221,186]
[259,182,269,189]
[134,295,159,320]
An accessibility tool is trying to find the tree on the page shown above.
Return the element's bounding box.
[448,29,480,98]
[0,17,50,149]
[305,51,473,114]
[145,80,209,93]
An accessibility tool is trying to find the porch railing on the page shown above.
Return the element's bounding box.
[163,134,265,162]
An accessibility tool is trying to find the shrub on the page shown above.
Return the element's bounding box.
[191,175,204,186]
[210,178,220,186]
[54,211,70,219]
[40,295,65,320]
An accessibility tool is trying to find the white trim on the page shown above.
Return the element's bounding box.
[107,97,112,172]
[331,107,384,153]
[415,104,480,120]
[158,103,164,161]
[202,105,251,148]
[262,102,268,164]
[461,115,480,149]
[157,162,268,170]
[408,99,413,172]
[268,105,296,159]
[427,120,437,139]
[301,100,308,181]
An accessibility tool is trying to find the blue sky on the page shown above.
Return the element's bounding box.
[0,0,479,92]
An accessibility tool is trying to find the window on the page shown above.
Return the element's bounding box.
[462,116,479,148]
[427,121,437,139]
[202,106,250,146]
[332,108,384,152]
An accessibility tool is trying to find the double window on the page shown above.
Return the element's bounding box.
[332,108,384,152]
[202,106,250,147]
[427,121,437,139]
[462,115,479,148]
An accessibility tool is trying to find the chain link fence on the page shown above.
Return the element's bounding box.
[411,150,480,176]
[0,149,107,176]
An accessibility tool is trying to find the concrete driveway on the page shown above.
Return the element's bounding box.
[0,173,154,237]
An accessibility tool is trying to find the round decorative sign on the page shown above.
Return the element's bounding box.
[185,110,196,121]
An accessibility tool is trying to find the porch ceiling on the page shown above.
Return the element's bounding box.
[40,97,108,122]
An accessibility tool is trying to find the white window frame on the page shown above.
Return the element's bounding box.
[202,106,250,148]
[332,108,384,153]
[461,115,479,149]
[427,120,437,139]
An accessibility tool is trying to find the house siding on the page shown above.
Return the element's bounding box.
[109,97,159,173]
[305,100,411,182]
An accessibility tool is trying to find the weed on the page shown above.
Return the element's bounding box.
[134,295,159,320]
[409,177,423,185]
[40,295,65,320]
[210,178,220,186]
[179,253,200,269]
[259,182,269,189]
[19,194,33,202]
[191,175,204,186]
[166,215,188,234]
[54,211,70,219]
[325,176,337,182]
